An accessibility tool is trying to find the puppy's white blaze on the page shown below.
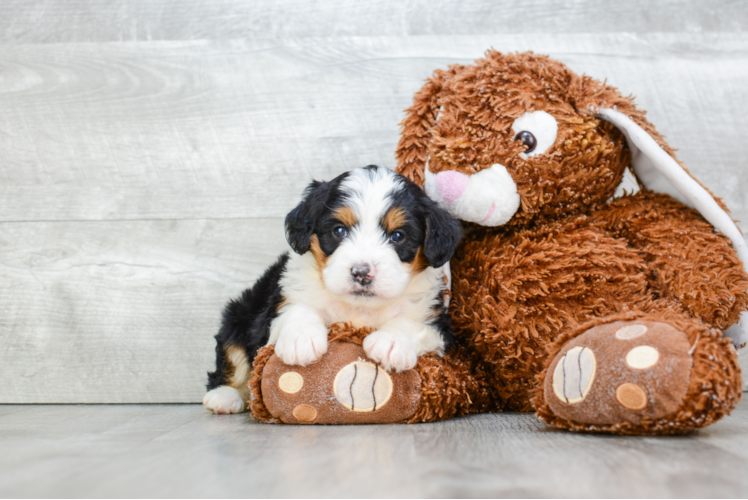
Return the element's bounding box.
[425,163,520,227]
[323,236,411,300]
[340,167,405,216]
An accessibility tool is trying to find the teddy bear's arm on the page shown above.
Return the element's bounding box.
[592,191,748,330]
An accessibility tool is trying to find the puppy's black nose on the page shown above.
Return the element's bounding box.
[351,264,372,286]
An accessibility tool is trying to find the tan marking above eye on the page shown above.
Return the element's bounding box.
[382,207,407,233]
[333,206,358,228]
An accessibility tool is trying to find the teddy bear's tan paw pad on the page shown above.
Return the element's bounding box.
[545,320,692,426]
[278,371,304,394]
[615,383,648,410]
[333,360,393,412]
[551,346,596,404]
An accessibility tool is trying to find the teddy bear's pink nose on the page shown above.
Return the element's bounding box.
[434,170,469,204]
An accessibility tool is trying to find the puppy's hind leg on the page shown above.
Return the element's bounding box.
[204,344,252,414]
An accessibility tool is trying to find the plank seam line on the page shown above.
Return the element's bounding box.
[0,216,284,224]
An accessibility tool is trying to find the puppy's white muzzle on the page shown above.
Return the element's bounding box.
[424,163,520,227]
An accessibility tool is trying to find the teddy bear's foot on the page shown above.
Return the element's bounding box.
[535,315,742,435]
[254,341,423,424]
[248,323,498,424]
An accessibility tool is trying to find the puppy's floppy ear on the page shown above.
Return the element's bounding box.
[285,180,329,254]
[423,199,462,268]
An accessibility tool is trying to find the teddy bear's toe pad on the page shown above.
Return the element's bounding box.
[544,320,692,426]
[334,360,393,411]
[551,346,596,404]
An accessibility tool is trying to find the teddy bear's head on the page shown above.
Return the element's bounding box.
[399,52,641,228]
[396,51,683,228]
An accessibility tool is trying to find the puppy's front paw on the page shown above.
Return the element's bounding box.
[203,386,246,414]
[363,330,418,372]
[275,322,328,366]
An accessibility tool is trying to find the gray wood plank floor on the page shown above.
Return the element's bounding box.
[2,1,748,404]
[2,401,748,498]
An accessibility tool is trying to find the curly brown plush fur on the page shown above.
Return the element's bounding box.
[396,50,747,433]
[448,191,747,412]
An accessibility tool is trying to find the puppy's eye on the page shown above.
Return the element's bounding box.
[390,231,405,244]
[515,131,537,153]
[333,226,348,238]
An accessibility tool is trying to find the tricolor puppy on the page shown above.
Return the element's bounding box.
[203,165,462,414]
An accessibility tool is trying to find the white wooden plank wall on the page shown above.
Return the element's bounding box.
[1,1,747,402]
[0,0,746,42]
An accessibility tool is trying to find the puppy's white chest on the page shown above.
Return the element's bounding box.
[320,300,402,329]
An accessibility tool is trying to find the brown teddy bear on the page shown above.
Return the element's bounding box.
[395,50,748,434]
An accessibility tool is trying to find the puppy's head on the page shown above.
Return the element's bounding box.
[285,165,461,302]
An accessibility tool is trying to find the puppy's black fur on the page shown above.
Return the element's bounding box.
[285,172,351,255]
[206,253,288,390]
[387,173,462,268]
[206,166,461,391]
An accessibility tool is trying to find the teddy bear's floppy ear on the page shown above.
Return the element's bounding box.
[574,74,748,269]
[591,106,748,271]
[578,76,748,344]
[396,67,459,187]
[594,106,748,347]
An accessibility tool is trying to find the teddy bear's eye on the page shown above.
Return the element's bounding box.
[510,111,558,158]
[515,131,537,153]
